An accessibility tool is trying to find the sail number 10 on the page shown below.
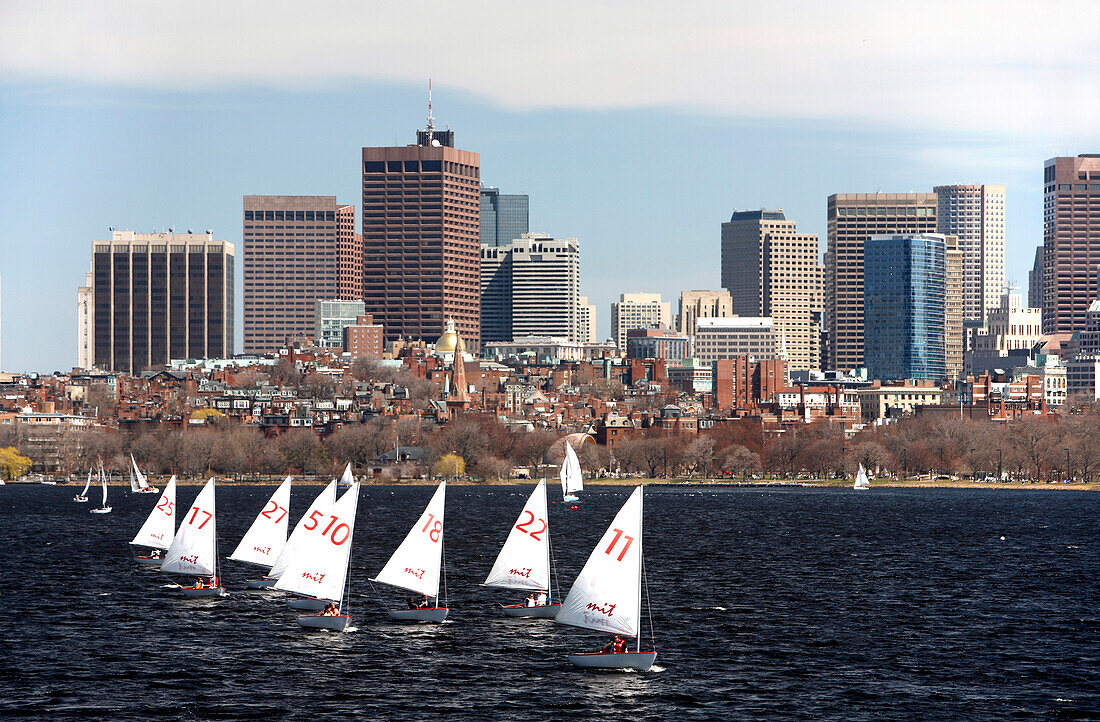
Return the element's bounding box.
[304,510,352,545]
[604,528,634,562]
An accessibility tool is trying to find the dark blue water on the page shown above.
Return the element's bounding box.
[1,484,1098,720]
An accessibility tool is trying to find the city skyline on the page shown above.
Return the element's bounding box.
[1,3,1098,372]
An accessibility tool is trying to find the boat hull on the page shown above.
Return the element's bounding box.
[90,507,112,514]
[500,603,561,618]
[179,586,227,598]
[133,555,164,566]
[134,487,160,494]
[388,607,449,623]
[297,614,349,632]
[245,578,277,589]
[287,597,333,611]
[73,497,88,503]
[567,651,657,671]
[563,495,580,502]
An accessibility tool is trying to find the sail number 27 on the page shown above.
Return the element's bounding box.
[304,510,352,545]
[604,528,634,562]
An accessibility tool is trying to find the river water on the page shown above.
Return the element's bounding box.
[1,483,1097,720]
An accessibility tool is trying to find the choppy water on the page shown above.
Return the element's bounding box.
[1,483,1098,720]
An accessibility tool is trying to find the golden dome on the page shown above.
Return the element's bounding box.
[435,318,461,354]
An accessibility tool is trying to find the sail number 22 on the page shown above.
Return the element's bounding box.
[515,511,546,541]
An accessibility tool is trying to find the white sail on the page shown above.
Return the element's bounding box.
[129,458,140,492]
[555,486,644,638]
[854,463,870,489]
[100,469,109,506]
[339,462,354,485]
[560,442,584,497]
[130,475,177,550]
[80,469,92,497]
[161,478,217,576]
[484,480,550,592]
[372,481,446,598]
[268,480,337,580]
[230,476,292,568]
[274,483,360,602]
[131,454,150,490]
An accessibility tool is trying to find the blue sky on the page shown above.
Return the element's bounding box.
[1,1,1097,373]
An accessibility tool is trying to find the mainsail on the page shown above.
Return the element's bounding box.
[484,480,550,592]
[268,480,337,580]
[230,476,292,569]
[274,482,360,603]
[372,481,446,598]
[555,486,644,638]
[854,463,870,489]
[339,462,355,485]
[560,442,584,497]
[131,475,177,550]
[161,478,217,576]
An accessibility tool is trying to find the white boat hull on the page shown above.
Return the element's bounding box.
[245,578,278,589]
[567,651,657,671]
[90,507,112,514]
[287,597,333,611]
[854,486,869,491]
[73,496,88,503]
[388,607,449,623]
[179,586,227,598]
[563,495,579,502]
[134,487,160,494]
[500,603,561,618]
[297,614,349,632]
[133,555,164,566]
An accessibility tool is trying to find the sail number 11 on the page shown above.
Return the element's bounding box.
[604,528,634,562]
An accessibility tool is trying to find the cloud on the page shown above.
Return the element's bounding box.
[1,0,1098,136]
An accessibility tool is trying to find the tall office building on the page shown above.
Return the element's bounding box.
[480,187,529,247]
[77,271,93,369]
[579,296,597,343]
[1029,246,1044,309]
[611,293,671,352]
[86,230,233,374]
[934,185,1006,321]
[944,235,964,380]
[480,233,581,342]
[1041,155,1100,333]
[362,122,481,347]
[677,290,734,337]
[721,210,823,370]
[863,234,946,382]
[825,193,938,371]
[243,196,356,353]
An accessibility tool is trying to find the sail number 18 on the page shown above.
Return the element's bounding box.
[604,528,634,562]
[421,513,443,543]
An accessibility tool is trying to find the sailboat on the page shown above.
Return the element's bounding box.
[275,482,361,631]
[90,463,112,514]
[560,442,583,503]
[130,475,177,565]
[160,478,225,597]
[484,479,561,618]
[276,481,338,606]
[555,486,657,671]
[230,476,292,589]
[129,454,159,494]
[73,468,92,503]
[854,463,870,491]
[371,481,449,622]
[339,462,355,486]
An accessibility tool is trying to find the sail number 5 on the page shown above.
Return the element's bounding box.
[604,528,634,562]
[515,510,546,541]
[304,511,351,545]
[421,512,443,543]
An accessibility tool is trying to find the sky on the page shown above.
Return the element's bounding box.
[1,0,1097,373]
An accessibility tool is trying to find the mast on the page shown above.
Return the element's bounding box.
[544,479,552,599]
[637,487,643,652]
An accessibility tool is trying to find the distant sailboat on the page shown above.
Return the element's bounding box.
[484,479,561,618]
[371,481,449,622]
[73,468,92,503]
[130,475,177,565]
[90,463,112,514]
[230,476,292,588]
[129,454,159,494]
[339,462,355,486]
[854,463,870,491]
[555,486,657,671]
[560,442,583,503]
[275,482,361,632]
[276,481,338,607]
[161,478,225,597]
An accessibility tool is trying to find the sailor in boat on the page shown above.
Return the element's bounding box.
[320,602,339,617]
[150,549,161,560]
[417,595,431,609]
[600,635,629,655]
[525,593,537,607]
[536,590,548,606]
[194,577,205,589]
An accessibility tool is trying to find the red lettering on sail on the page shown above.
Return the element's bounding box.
[585,601,617,617]
[180,554,199,565]
[509,567,533,578]
[404,567,425,579]
[300,571,326,584]
[252,545,271,555]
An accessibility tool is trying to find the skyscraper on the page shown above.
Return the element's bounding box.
[480,233,581,342]
[721,210,823,370]
[480,187,529,247]
[77,271,92,369]
[87,230,234,374]
[863,233,946,382]
[944,235,964,381]
[611,293,671,351]
[825,193,938,371]
[934,185,1006,322]
[362,121,481,347]
[1041,155,1100,333]
[243,196,357,354]
[578,296,597,344]
[676,290,734,337]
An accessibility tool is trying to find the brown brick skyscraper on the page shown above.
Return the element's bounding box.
[1041,155,1100,333]
[362,126,480,348]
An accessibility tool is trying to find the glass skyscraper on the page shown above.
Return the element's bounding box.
[480,186,529,247]
[864,233,946,381]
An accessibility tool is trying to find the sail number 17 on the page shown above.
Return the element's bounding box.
[187,507,212,529]
[604,528,634,562]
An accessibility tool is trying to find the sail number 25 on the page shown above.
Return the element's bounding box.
[604,528,634,562]
[515,510,546,541]
[156,497,174,516]
[304,510,352,545]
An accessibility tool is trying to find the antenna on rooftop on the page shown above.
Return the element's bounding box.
[426,79,435,133]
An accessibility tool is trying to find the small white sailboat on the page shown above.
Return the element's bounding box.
[130,475,177,565]
[339,462,355,486]
[90,463,112,514]
[484,479,560,618]
[275,482,361,631]
[230,476,293,589]
[854,463,870,491]
[560,442,583,503]
[371,481,449,622]
[161,478,225,597]
[73,468,92,503]
[555,486,657,671]
[129,454,159,494]
[273,480,338,605]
